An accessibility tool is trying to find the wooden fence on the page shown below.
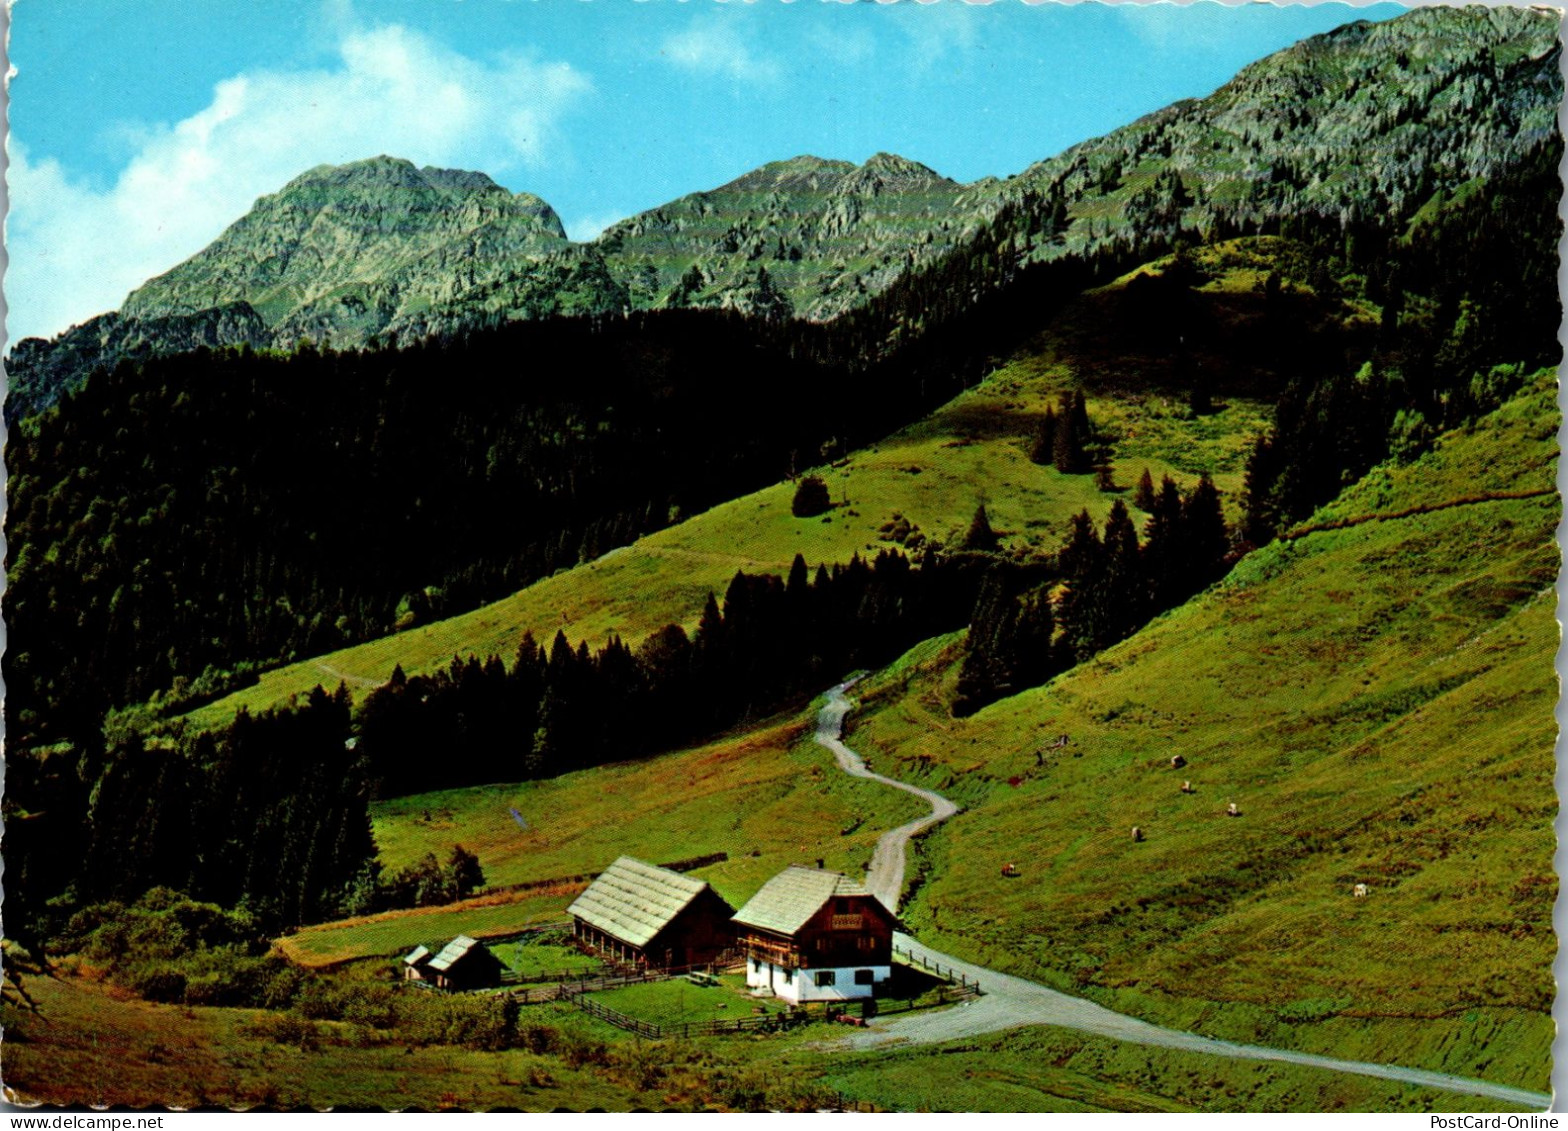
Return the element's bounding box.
[499,967,671,1005]
[893,943,981,997]
[566,994,814,1039]
[498,961,634,987]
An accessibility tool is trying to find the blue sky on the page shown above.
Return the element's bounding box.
[8,0,1411,343]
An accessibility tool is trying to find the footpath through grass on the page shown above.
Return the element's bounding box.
[847,372,1559,1092]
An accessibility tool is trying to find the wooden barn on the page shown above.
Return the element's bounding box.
[405,935,505,991]
[732,865,896,1004]
[568,856,736,970]
[401,944,433,982]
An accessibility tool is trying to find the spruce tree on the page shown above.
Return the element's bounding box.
[1181,473,1229,593]
[1053,391,1091,474]
[1143,475,1186,610]
[786,553,810,598]
[1100,500,1145,644]
[954,570,1013,716]
[1133,467,1156,512]
[1030,406,1058,466]
[1055,509,1104,662]
[963,504,1000,552]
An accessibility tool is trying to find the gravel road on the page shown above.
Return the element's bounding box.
[813,683,1550,1110]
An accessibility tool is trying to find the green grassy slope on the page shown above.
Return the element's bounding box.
[184,239,1317,729]
[5,968,1518,1112]
[279,716,925,966]
[847,371,1559,1091]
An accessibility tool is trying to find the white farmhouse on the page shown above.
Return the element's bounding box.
[731,864,896,1004]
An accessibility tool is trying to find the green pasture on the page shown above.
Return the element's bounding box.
[845,373,1559,1091]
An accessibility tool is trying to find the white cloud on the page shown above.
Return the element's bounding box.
[7,22,591,343]
[659,21,783,84]
[893,1,984,73]
[562,211,629,243]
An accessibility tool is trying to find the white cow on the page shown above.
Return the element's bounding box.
[1353,883,1369,898]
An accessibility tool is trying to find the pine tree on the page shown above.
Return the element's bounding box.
[1133,467,1156,512]
[1055,510,1104,662]
[963,504,1000,552]
[1053,391,1091,474]
[1181,473,1229,593]
[1030,406,1058,466]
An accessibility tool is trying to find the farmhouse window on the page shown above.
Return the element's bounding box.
[854,969,874,985]
[815,970,836,987]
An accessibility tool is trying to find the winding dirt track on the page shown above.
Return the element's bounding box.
[813,683,1551,1110]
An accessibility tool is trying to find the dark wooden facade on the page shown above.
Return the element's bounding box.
[572,884,736,969]
[736,892,894,970]
[426,937,506,990]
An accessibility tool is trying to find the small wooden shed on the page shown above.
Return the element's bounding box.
[423,935,505,991]
[402,944,433,982]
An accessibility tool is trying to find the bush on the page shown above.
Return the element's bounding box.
[181,947,280,1007]
[246,1011,321,1050]
[124,962,188,1003]
[791,475,832,518]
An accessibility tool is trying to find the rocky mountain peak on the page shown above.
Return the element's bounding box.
[717,155,859,194]
[837,152,958,197]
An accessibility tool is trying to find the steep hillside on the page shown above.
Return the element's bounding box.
[1001,5,1559,252]
[179,238,1333,730]
[846,371,1558,1090]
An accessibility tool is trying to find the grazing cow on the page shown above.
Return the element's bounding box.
[1001,862,1019,878]
[1131,826,1145,842]
[1226,802,1241,818]
[1170,754,1187,770]
[1353,883,1369,898]
[1180,780,1194,794]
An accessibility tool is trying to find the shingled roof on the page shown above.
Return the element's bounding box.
[568,857,717,948]
[427,935,486,973]
[732,865,877,936]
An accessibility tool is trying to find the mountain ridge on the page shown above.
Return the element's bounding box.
[7,4,1558,420]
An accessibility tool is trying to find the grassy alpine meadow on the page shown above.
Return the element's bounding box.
[276,888,584,969]
[178,241,1305,731]
[2,969,1520,1113]
[843,373,1559,1091]
[278,716,926,966]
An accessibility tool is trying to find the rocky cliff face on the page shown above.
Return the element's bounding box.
[594,152,970,320]
[987,5,1560,266]
[120,155,599,346]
